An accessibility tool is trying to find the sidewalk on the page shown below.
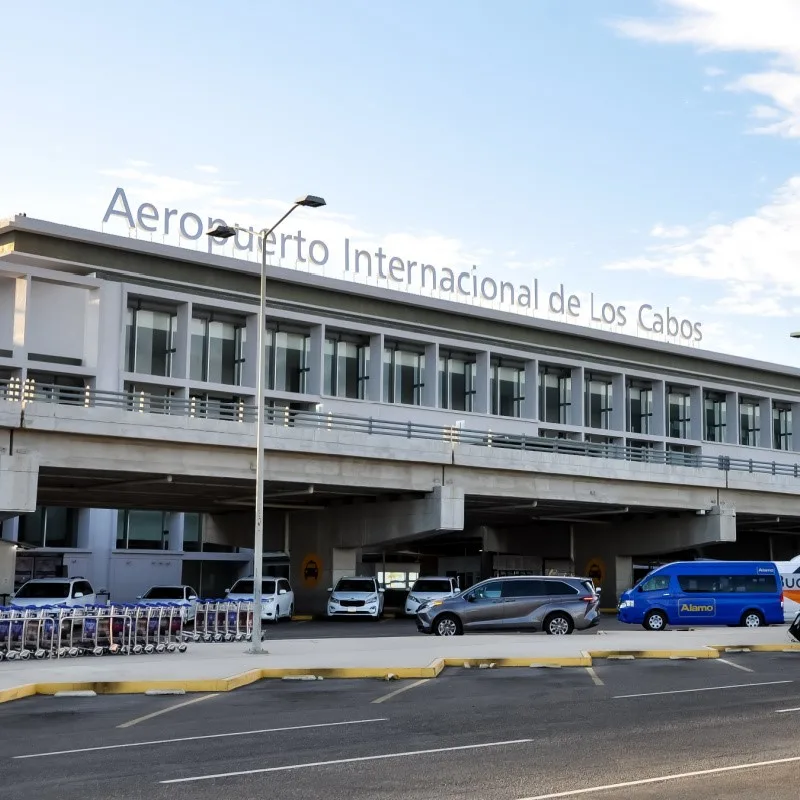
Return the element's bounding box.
[2,626,798,703]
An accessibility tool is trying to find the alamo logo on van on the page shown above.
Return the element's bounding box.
[757,567,776,575]
[679,601,716,614]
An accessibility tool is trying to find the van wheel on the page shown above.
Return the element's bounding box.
[434,614,462,636]
[544,612,574,635]
[741,610,765,628]
[643,610,668,631]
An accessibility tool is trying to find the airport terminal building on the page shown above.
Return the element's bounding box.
[2,212,800,612]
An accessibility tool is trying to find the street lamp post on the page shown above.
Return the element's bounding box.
[207,194,326,654]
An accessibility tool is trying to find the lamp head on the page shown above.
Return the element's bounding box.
[206,225,236,239]
[295,195,326,209]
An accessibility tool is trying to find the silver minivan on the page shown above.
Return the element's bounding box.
[415,575,600,636]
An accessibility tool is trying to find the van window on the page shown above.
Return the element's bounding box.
[545,581,579,596]
[412,579,453,593]
[678,574,778,594]
[640,575,670,592]
[472,581,503,599]
[502,580,547,598]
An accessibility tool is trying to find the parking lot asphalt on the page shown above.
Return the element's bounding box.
[2,651,799,800]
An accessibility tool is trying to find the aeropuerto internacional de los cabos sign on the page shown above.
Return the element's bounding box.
[103,187,704,344]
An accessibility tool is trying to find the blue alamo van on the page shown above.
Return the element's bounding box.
[618,561,784,630]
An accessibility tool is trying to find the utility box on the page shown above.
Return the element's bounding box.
[0,539,17,604]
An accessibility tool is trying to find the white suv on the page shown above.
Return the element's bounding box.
[225,576,294,622]
[10,578,97,608]
[405,576,460,616]
[327,577,384,619]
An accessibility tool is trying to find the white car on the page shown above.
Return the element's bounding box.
[9,577,97,608]
[137,585,199,621]
[327,577,384,619]
[405,576,460,616]
[225,576,294,622]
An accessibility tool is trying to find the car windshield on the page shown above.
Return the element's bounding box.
[142,587,186,600]
[335,579,375,593]
[412,579,452,593]
[16,582,70,599]
[229,580,276,595]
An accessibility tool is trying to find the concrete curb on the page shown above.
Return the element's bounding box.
[1,644,797,705]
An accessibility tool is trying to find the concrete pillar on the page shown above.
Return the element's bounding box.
[570,367,585,427]
[173,301,192,381]
[474,351,491,414]
[91,282,124,392]
[611,374,625,433]
[13,276,30,359]
[651,379,666,437]
[243,313,260,390]
[423,342,438,408]
[726,391,738,444]
[167,512,185,552]
[368,333,383,402]
[78,508,116,595]
[572,528,633,608]
[759,398,773,449]
[690,386,703,441]
[307,324,324,396]
[792,402,800,452]
[523,359,538,420]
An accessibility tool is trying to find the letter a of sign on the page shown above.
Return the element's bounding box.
[103,187,135,227]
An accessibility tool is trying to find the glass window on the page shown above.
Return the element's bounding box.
[629,384,653,434]
[677,574,777,593]
[586,375,613,429]
[142,586,186,600]
[491,363,525,417]
[383,346,424,405]
[640,575,670,592]
[704,392,727,442]
[16,581,70,599]
[501,579,547,598]
[773,404,792,451]
[18,507,77,548]
[544,580,579,596]
[472,581,503,599]
[439,355,477,412]
[412,579,454,593]
[229,579,277,595]
[126,307,177,377]
[116,510,167,550]
[335,578,376,593]
[539,367,571,424]
[324,337,369,399]
[739,399,760,447]
[668,389,691,439]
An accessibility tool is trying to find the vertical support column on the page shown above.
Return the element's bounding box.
[611,373,625,433]
[78,508,115,595]
[91,282,124,392]
[726,391,738,444]
[474,351,491,415]
[690,386,703,441]
[173,301,191,382]
[243,313,260,390]
[759,397,773,449]
[12,276,30,360]
[368,333,384,402]
[167,512,186,552]
[792,402,800,452]
[523,359,538,420]
[307,324,324,396]
[651,379,666,437]
[570,366,585,427]
[423,342,438,408]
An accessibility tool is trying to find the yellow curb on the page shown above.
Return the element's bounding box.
[447,656,592,668]
[710,643,800,653]
[291,615,313,622]
[0,684,38,704]
[588,648,719,660]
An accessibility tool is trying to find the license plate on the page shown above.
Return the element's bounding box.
[347,607,357,613]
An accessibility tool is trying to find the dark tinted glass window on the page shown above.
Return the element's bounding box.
[545,581,579,596]
[335,579,375,593]
[16,582,70,599]
[640,575,671,592]
[413,580,453,593]
[678,574,777,593]
[502,580,547,598]
[143,587,185,600]
[229,580,277,595]
[472,581,503,599]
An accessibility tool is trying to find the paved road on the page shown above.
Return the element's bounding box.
[273,614,631,639]
[2,652,799,799]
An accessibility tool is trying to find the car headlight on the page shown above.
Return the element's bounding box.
[262,597,275,604]
[329,596,339,604]
[619,600,633,608]
[428,600,444,609]
[409,595,420,604]
[366,594,378,603]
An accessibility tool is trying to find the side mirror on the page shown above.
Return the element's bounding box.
[378,588,385,593]
[136,595,143,600]
[278,589,287,595]
[466,593,475,603]
[74,592,85,599]
[327,587,333,592]
[637,585,643,593]
[225,588,231,594]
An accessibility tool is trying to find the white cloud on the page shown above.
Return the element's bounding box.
[195,164,219,174]
[651,223,690,239]
[613,0,800,138]
[127,159,151,168]
[705,66,725,77]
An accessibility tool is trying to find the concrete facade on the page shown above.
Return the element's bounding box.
[2,214,800,606]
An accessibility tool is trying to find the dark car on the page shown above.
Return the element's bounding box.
[304,560,319,580]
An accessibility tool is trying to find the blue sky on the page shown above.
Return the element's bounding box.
[2,1,800,363]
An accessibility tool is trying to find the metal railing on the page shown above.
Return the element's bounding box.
[3,378,800,478]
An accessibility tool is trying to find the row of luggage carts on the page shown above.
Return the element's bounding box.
[0,600,262,660]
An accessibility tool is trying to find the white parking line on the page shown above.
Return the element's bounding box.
[613,680,791,699]
[13,718,389,759]
[515,754,800,799]
[715,658,754,674]
[160,739,534,784]
[117,694,219,728]
[585,667,604,687]
[775,707,800,714]
[372,678,431,704]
